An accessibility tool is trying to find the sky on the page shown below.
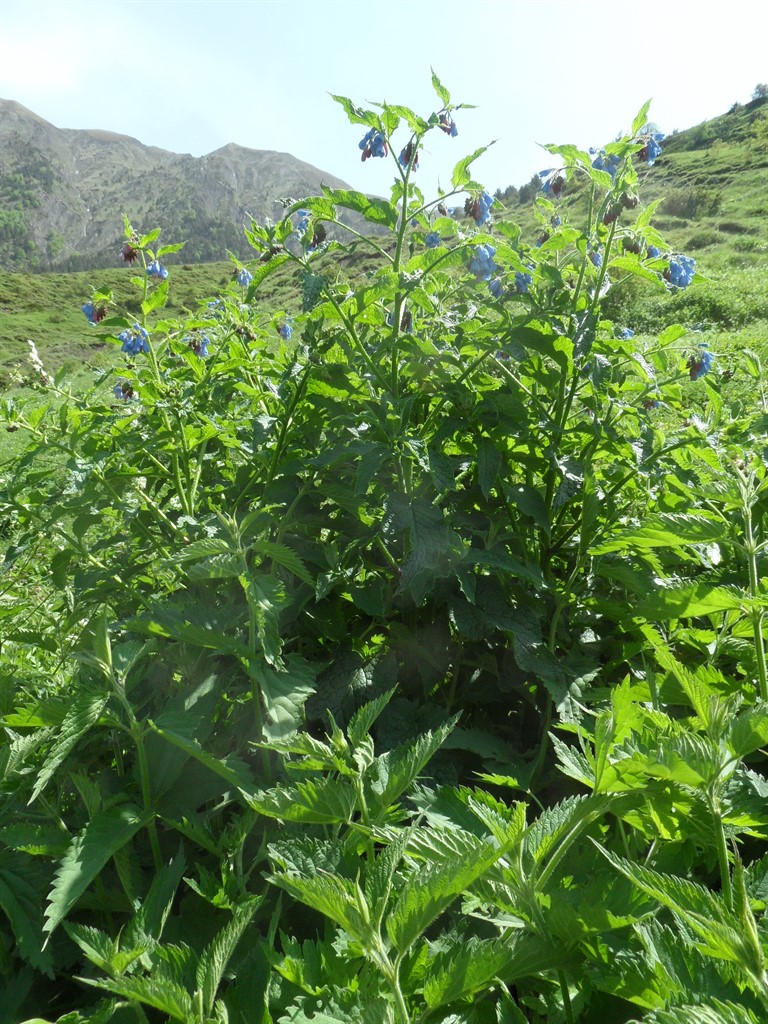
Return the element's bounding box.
[1,0,766,202]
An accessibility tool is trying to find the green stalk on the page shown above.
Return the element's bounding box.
[710,791,733,911]
[741,474,768,700]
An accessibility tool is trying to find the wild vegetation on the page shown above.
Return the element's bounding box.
[1,77,768,1024]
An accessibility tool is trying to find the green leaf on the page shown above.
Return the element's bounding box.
[150,711,258,800]
[424,933,569,1008]
[29,692,108,804]
[386,833,506,952]
[452,145,492,189]
[78,974,194,1023]
[632,99,653,136]
[477,437,502,499]
[366,718,457,815]
[0,851,54,973]
[242,572,286,667]
[347,689,396,749]
[244,252,290,297]
[197,899,260,1017]
[431,68,451,107]
[269,872,373,949]
[635,584,744,621]
[250,656,316,741]
[320,186,398,229]
[141,277,169,316]
[591,514,724,554]
[249,777,357,824]
[329,95,381,130]
[45,805,150,935]
[251,539,314,585]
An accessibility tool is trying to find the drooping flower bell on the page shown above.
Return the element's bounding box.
[120,242,139,264]
[665,254,696,289]
[118,324,150,356]
[147,260,168,280]
[236,268,253,287]
[438,112,458,137]
[398,141,419,171]
[468,243,497,281]
[359,127,388,161]
[81,302,107,324]
[687,343,714,380]
[277,321,293,341]
[465,191,494,227]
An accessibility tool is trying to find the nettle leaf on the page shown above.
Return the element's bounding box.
[45,804,150,935]
[29,691,108,804]
[347,689,397,749]
[249,655,316,741]
[591,514,724,554]
[242,571,286,667]
[476,436,502,499]
[365,717,458,815]
[635,584,744,621]
[633,1000,761,1024]
[78,974,194,1023]
[329,95,382,130]
[269,872,373,948]
[196,899,260,1017]
[423,933,569,1008]
[251,539,314,585]
[150,711,258,800]
[386,832,507,952]
[249,777,357,824]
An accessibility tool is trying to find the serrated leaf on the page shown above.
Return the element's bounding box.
[431,68,451,107]
[0,851,54,973]
[251,539,313,585]
[141,277,169,316]
[78,974,194,1022]
[197,899,260,1016]
[249,777,357,824]
[250,655,315,741]
[150,711,258,799]
[347,689,396,748]
[244,253,290,298]
[365,718,457,815]
[29,692,108,804]
[476,437,502,500]
[452,145,492,189]
[269,872,373,948]
[591,514,724,554]
[320,186,398,229]
[242,571,286,667]
[45,805,150,935]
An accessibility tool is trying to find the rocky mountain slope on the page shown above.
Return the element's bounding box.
[0,99,355,271]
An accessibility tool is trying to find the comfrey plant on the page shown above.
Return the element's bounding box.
[2,74,766,1024]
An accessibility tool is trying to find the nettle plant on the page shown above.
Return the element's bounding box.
[2,73,768,1023]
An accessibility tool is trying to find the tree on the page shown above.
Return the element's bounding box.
[752,83,768,101]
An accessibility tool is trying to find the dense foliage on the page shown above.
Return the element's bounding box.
[2,74,768,1024]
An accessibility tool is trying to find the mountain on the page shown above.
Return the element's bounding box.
[0,99,357,272]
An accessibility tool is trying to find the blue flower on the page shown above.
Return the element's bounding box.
[425,231,441,249]
[488,278,504,299]
[468,243,497,280]
[237,268,253,287]
[618,328,635,340]
[296,209,310,235]
[688,343,714,381]
[185,333,210,358]
[465,191,494,226]
[514,271,533,294]
[82,301,106,324]
[666,254,696,289]
[277,321,293,341]
[147,260,168,280]
[113,379,135,400]
[118,324,150,356]
[636,126,665,166]
[647,245,661,258]
[590,149,621,178]
[589,249,603,269]
[359,127,388,160]
[399,142,419,170]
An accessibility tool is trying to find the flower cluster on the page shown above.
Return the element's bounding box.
[81,302,107,325]
[687,343,714,381]
[515,271,533,294]
[488,278,504,299]
[112,379,135,400]
[118,324,150,356]
[147,260,168,280]
[186,332,210,358]
[237,268,253,288]
[425,231,441,249]
[540,170,565,197]
[590,149,621,177]
[468,243,496,280]
[618,327,635,340]
[465,191,494,226]
[635,126,665,165]
[277,321,293,341]
[438,112,458,137]
[398,141,419,170]
[27,340,50,384]
[359,128,388,160]
[665,254,696,289]
[647,245,662,259]
[296,209,310,236]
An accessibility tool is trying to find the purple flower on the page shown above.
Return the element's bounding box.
[488,278,504,299]
[688,343,714,381]
[399,141,419,170]
[515,271,533,294]
[118,324,150,356]
[237,268,253,288]
[120,242,139,264]
[465,191,494,226]
[82,301,107,324]
[665,254,696,289]
[468,243,497,280]
[618,328,635,340]
[425,231,441,249]
[359,128,388,160]
[186,333,210,358]
[438,112,458,137]
[540,169,565,197]
[147,260,168,280]
[113,379,135,400]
